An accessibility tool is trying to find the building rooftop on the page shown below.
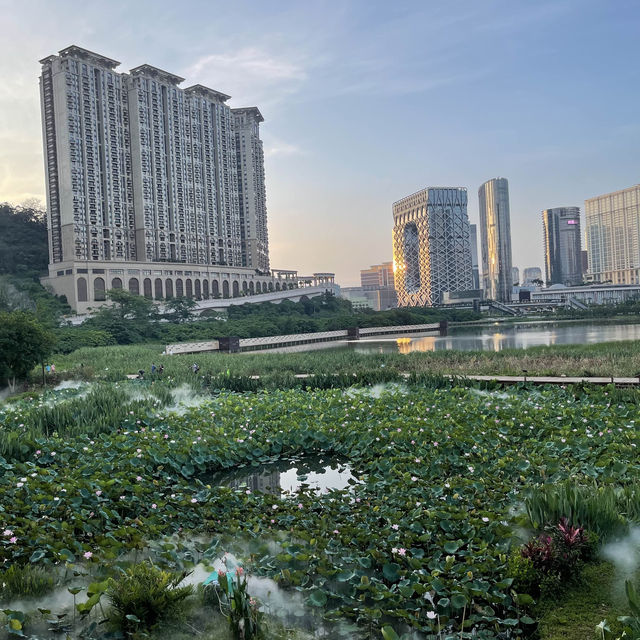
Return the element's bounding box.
[184,84,231,102]
[231,107,264,122]
[41,45,120,69]
[129,64,185,85]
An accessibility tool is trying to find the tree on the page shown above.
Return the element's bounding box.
[0,202,48,277]
[0,311,55,392]
[164,296,198,323]
[85,289,158,344]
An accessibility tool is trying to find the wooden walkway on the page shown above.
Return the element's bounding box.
[450,375,639,387]
[242,373,640,387]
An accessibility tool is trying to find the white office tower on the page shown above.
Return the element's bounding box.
[39,46,270,310]
[585,185,640,285]
[392,187,473,307]
[478,177,513,302]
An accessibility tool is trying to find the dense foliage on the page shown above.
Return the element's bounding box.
[0,310,55,391]
[0,382,637,638]
[78,291,480,348]
[0,202,48,277]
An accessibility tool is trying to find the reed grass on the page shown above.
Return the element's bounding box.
[48,339,640,383]
[525,481,640,540]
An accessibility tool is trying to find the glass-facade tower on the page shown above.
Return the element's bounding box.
[542,207,582,286]
[392,187,473,307]
[478,177,513,302]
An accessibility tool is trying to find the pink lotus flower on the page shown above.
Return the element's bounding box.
[83,551,93,559]
[236,567,244,576]
[151,504,157,509]
[9,536,17,544]
[95,490,102,496]
[397,548,406,556]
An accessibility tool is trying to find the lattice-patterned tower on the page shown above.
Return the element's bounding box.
[392,188,473,307]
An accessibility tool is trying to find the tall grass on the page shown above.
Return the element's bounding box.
[0,383,171,460]
[47,339,640,386]
[525,481,640,540]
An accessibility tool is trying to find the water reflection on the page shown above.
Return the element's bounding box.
[209,456,356,495]
[348,322,640,354]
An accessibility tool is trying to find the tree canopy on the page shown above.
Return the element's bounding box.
[0,311,55,391]
[0,202,48,277]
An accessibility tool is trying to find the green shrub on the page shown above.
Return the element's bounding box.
[106,562,194,632]
[53,327,115,354]
[506,551,538,596]
[0,563,54,599]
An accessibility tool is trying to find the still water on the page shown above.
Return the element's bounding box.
[347,322,640,354]
[208,456,357,494]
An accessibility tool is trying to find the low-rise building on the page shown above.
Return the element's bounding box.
[531,283,640,305]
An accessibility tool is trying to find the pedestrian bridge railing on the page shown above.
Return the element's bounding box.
[164,321,446,355]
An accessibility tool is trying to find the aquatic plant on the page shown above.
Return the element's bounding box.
[525,481,639,541]
[0,563,54,599]
[106,562,194,632]
[0,382,637,637]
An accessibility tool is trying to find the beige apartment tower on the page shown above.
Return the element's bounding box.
[39,46,270,311]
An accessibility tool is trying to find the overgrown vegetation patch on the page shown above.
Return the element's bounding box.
[0,382,638,638]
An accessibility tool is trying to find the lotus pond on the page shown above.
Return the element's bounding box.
[0,380,639,639]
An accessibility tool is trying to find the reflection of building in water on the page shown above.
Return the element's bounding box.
[230,471,281,494]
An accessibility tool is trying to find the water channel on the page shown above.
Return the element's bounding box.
[264,321,640,354]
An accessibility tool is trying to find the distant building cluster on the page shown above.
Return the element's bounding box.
[340,262,397,311]
[387,175,640,308]
[39,46,272,311]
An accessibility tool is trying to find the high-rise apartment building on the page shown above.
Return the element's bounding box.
[469,224,480,290]
[360,262,394,289]
[512,266,520,286]
[478,177,513,302]
[542,207,582,286]
[585,185,640,284]
[392,187,473,307]
[523,267,542,284]
[39,46,271,310]
[233,107,269,272]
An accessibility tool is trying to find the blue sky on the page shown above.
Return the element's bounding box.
[1,0,638,285]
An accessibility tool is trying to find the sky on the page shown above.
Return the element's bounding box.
[0,0,639,286]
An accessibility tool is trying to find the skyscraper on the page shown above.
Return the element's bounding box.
[233,107,269,272]
[512,266,520,286]
[542,207,582,286]
[478,177,513,302]
[39,46,271,310]
[469,224,480,290]
[392,187,473,307]
[585,185,640,285]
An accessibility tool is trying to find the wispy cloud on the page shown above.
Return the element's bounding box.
[183,47,307,109]
[263,136,306,158]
